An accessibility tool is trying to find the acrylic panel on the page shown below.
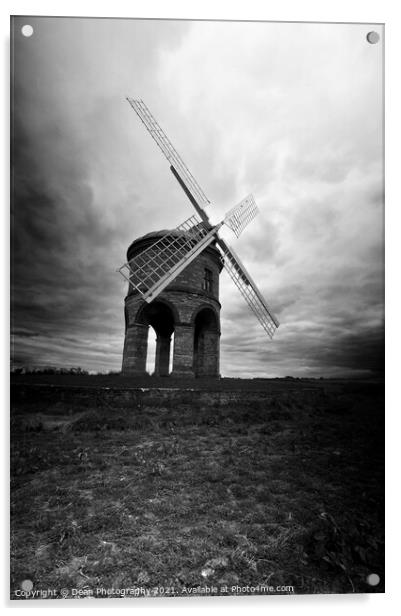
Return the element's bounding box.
[10,16,384,600]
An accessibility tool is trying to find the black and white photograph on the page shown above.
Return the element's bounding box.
[10,14,384,600]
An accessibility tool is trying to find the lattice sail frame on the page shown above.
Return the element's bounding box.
[123,97,280,339]
[127,98,210,210]
[224,194,259,238]
[118,215,220,303]
[217,239,279,338]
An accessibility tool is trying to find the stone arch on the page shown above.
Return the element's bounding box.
[190,303,220,330]
[135,298,179,329]
[192,305,220,377]
[133,300,177,376]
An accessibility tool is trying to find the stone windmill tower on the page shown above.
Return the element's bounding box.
[119,100,279,378]
[122,229,223,377]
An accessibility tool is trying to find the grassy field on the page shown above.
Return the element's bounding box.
[10,379,384,599]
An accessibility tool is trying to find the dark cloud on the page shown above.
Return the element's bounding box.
[10,18,384,377]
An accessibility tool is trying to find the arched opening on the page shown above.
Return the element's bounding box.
[137,301,175,376]
[146,326,175,375]
[193,307,219,377]
[146,326,156,375]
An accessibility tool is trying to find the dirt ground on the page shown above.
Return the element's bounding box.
[10,378,384,599]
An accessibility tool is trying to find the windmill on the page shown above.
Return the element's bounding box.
[118,99,279,360]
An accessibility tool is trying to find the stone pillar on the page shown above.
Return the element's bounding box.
[154,335,171,377]
[202,330,220,377]
[122,323,148,375]
[172,324,195,377]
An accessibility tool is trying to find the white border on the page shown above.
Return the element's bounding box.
[2,1,399,614]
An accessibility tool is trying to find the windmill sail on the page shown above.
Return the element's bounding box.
[118,215,221,304]
[125,97,280,339]
[126,98,210,212]
[224,194,259,238]
[217,238,279,338]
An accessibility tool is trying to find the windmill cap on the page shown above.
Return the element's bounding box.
[127,229,184,260]
[126,227,221,265]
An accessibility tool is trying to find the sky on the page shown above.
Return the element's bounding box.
[10,17,384,377]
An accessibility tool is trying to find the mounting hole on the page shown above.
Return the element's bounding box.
[21,24,34,37]
[366,573,380,586]
[20,579,33,591]
[366,31,380,44]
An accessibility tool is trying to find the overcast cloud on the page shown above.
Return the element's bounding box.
[11,17,384,377]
